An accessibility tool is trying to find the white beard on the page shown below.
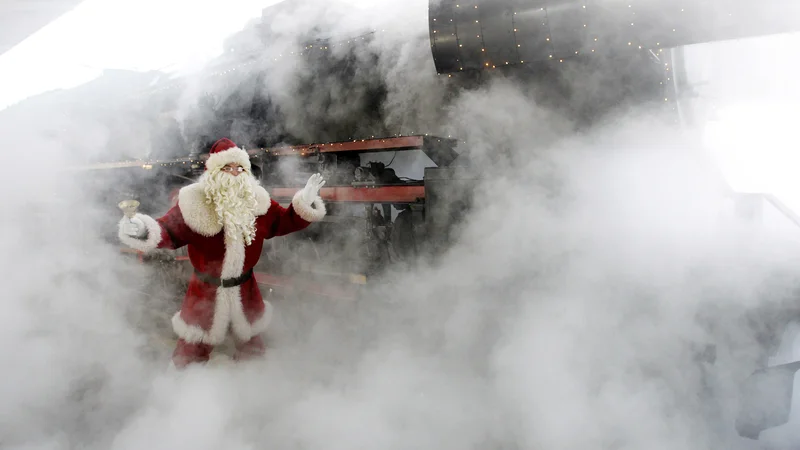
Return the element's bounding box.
[202,170,258,245]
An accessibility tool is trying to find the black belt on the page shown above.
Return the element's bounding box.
[194,269,253,288]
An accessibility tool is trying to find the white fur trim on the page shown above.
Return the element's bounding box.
[205,147,251,172]
[247,301,273,335]
[177,180,271,236]
[170,214,272,345]
[220,225,247,279]
[118,213,162,252]
[291,190,326,222]
[170,298,273,345]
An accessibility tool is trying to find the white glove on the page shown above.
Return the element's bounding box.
[301,173,326,204]
[121,216,147,238]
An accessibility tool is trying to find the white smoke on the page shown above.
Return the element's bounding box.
[1,1,800,449]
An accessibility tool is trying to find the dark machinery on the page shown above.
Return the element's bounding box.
[259,135,459,276]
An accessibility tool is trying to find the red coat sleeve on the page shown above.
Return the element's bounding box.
[263,199,312,239]
[262,191,327,238]
[155,204,193,250]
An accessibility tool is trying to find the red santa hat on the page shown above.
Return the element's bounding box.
[205,138,252,173]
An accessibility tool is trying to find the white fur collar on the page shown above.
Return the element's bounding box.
[177,181,271,236]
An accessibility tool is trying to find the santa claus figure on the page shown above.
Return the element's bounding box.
[118,138,326,368]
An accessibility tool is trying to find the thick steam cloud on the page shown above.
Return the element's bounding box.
[0,0,798,449]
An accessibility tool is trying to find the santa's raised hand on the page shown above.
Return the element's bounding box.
[302,173,326,204]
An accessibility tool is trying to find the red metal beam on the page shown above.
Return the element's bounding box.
[264,136,425,156]
[270,185,425,203]
[70,135,456,171]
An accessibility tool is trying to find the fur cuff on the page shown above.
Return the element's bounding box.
[118,213,162,252]
[171,313,211,344]
[171,300,273,345]
[291,190,326,222]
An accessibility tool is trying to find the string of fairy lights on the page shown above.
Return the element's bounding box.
[431,1,681,113]
[68,135,460,171]
[431,2,696,71]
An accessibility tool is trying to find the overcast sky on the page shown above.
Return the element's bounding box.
[0,0,277,111]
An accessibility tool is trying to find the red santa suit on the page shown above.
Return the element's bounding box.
[118,138,326,367]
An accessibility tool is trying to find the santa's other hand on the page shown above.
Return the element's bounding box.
[302,173,325,203]
[122,216,146,238]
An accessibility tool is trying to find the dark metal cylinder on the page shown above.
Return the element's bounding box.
[429,0,800,73]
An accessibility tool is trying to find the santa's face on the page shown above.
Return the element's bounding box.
[220,163,245,176]
[203,164,258,244]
